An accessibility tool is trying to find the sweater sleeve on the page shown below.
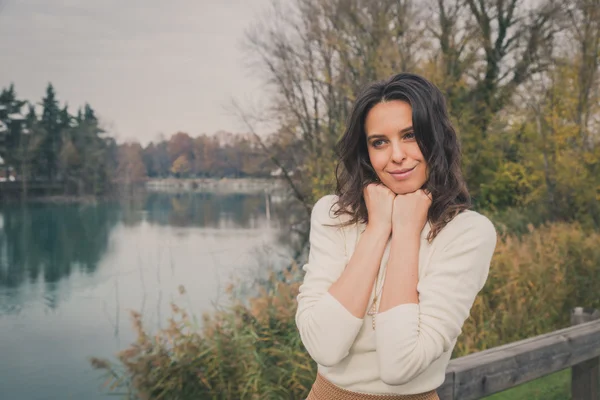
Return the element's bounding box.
[375,213,497,385]
[295,195,364,367]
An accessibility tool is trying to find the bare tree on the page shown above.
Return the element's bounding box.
[565,0,600,148]
[428,0,563,135]
[243,0,426,207]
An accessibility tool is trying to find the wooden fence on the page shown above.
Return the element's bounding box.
[439,307,600,400]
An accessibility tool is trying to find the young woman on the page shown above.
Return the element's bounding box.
[296,73,497,399]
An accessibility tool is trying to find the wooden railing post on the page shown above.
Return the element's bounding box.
[571,307,600,400]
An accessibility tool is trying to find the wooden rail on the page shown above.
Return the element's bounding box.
[438,307,600,400]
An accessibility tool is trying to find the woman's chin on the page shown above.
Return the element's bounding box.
[387,181,424,195]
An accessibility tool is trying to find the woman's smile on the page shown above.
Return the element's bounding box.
[387,165,417,181]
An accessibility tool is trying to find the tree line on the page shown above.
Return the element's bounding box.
[0,84,116,196]
[120,129,301,183]
[0,84,300,197]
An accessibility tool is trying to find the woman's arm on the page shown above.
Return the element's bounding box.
[328,224,390,317]
[296,194,390,367]
[375,213,496,385]
[378,189,430,313]
[378,229,420,312]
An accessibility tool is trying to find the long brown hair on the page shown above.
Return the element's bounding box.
[333,73,470,242]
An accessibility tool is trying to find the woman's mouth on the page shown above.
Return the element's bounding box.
[388,166,416,181]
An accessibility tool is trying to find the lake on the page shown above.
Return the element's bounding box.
[0,190,303,400]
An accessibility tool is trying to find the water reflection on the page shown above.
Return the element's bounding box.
[0,191,302,294]
[121,191,275,229]
[0,203,120,289]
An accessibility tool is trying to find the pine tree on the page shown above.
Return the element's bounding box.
[0,84,27,179]
[83,103,96,122]
[25,103,36,123]
[41,83,62,181]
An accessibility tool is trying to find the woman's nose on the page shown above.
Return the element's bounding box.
[391,143,406,163]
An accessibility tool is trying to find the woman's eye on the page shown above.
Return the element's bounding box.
[372,140,385,147]
[404,131,415,140]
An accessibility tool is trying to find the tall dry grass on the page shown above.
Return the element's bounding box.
[91,222,600,399]
[457,222,600,356]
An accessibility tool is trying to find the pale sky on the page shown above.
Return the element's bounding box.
[0,0,272,144]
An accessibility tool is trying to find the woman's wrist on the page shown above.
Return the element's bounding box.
[392,222,423,238]
[390,228,422,260]
[365,223,392,239]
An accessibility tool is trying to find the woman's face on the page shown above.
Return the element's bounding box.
[364,100,427,195]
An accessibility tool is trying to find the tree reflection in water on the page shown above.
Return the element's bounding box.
[0,191,305,305]
[0,203,120,289]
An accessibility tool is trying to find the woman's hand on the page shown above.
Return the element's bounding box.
[392,190,432,234]
[364,183,396,235]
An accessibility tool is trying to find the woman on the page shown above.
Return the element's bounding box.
[296,73,497,399]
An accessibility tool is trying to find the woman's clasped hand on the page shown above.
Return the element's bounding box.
[363,183,432,236]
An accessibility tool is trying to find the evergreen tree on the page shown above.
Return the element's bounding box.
[0,84,25,114]
[83,103,96,122]
[58,104,71,130]
[40,83,61,181]
[0,82,114,197]
[0,84,27,178]
[25,103,36,123]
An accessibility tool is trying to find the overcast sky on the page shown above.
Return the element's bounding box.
[0,0,272,144]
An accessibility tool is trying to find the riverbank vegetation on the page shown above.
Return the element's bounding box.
[91,222,600,399]
[86,0,600,398]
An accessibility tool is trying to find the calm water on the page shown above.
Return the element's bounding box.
[0,191,301,400]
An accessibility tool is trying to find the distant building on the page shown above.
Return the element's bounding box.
[270,167,299,177]
[7,113,25,121]
[270,167,284,177]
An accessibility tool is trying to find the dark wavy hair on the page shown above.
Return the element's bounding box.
[333,73,471,242]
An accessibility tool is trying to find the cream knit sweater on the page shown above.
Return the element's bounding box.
[296,195,497,395]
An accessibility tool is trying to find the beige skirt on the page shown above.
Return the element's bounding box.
[306,373,440,400]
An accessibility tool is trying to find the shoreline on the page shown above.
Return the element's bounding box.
[145,177,286,194]
[0,178,288,204]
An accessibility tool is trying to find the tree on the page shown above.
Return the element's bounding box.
[167,132,193,167]
[170,154,191,177]
[0,83,115,197]
[565,0,600,149]
[0,84,27,177]
[40,83,62,181]
[115,142,147,185]
[242,0,430,212]
[241,0,571,210]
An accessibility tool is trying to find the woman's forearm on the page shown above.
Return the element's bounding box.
[328,226,390,318]
[378,229,420,313]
